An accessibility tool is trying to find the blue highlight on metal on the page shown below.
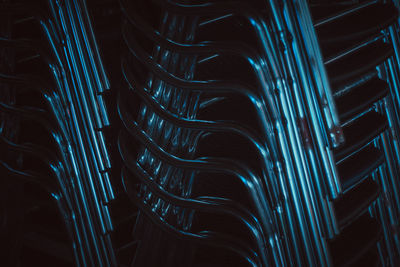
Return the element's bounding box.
[3,0,400,266]
[119,0,400,266]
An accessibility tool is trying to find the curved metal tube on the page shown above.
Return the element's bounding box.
[121,169,261,267]
[121,152,271,265]
[117,103,276,240]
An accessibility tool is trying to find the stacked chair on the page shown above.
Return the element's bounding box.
[119,0,400,266]
[0,0,117,266]
[118,0,300,266]
[270,0,400,266]
[3,0,400,266]
[118,0,333,266]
